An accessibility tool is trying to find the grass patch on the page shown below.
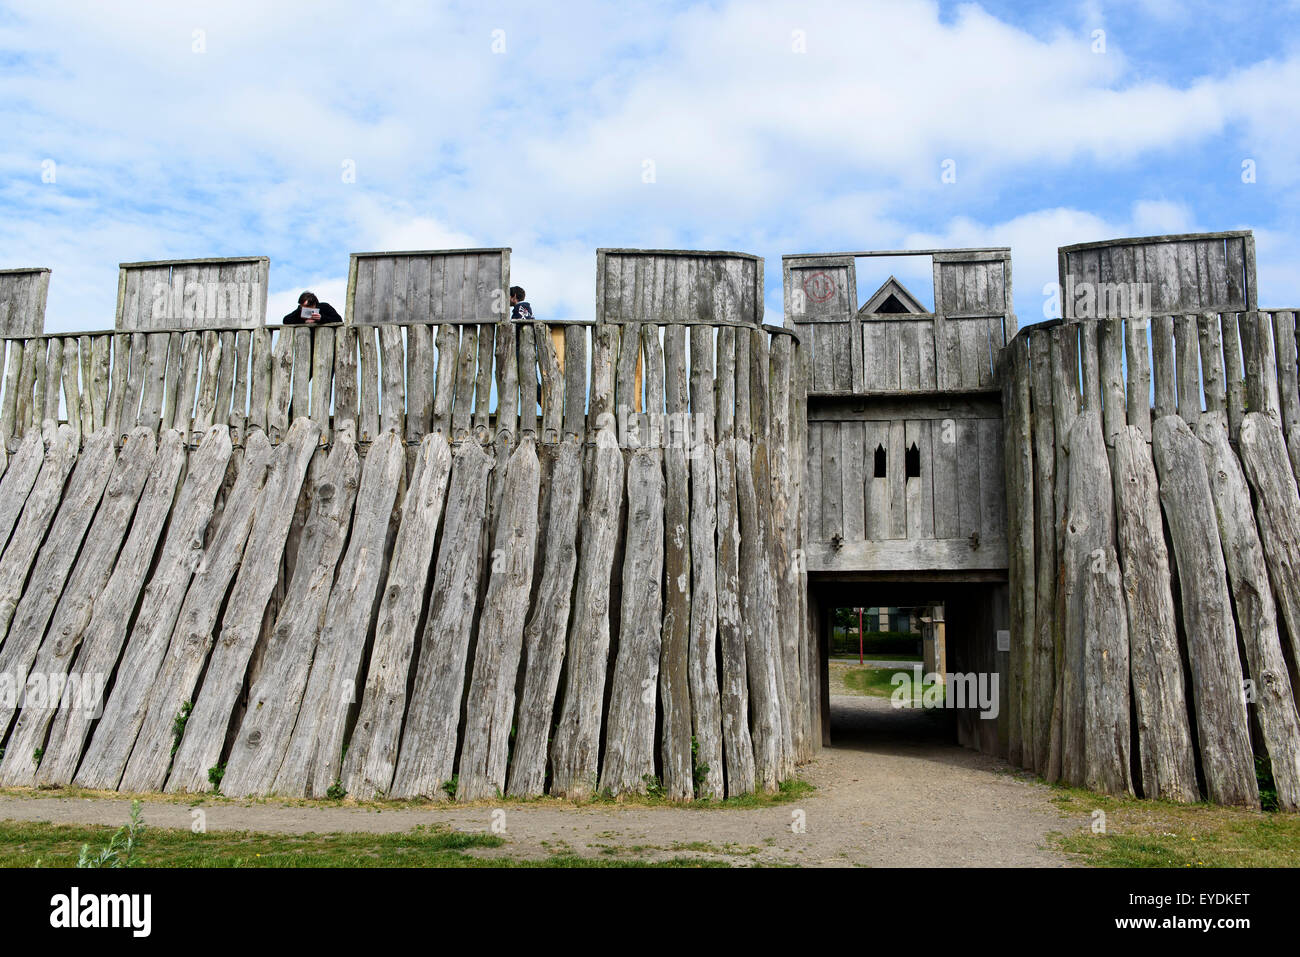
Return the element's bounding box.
[1049,785,1300,868]
[840,666,939,703]
[0,819,729,868]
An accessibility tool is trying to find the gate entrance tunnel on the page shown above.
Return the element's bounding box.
[808,579,1010,758]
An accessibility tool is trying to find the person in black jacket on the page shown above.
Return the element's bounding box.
[282,291,343,325]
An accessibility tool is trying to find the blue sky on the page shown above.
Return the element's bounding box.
[2,0,1299,333]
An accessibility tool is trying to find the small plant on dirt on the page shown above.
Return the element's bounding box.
[171,702,193,757]
[642,774,665,797]
[441,776,458,800]
[326,781,346,801]
[691,736,710,790]
[77,800,144,868]
[1257,756,1279,812]
[32,747,43,768]
[208,764,225,793]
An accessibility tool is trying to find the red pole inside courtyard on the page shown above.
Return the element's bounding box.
[858,607,863,665]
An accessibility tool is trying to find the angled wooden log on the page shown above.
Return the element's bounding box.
[15,337,38,440]
[0,428,155,785]
[472,323,495,442]
[1151,414,1258,806]
[158,419,320,793]
[1237,411,1300,713]
[0,425,79,651]
[549,432,624,799]
[214,331,237,437]
[1112,425,1199,802]
[99,429,272,792]
[378,325,404,438]
[1062,412,1131,795]
[0,428,115,737]
[272,431,403,797]
[138,333,169,433]
[247,328,271,436]
[30,338,47,433]
[221,427,361,798]
[506,440,582,797]
[451,325,478,442]
[78,336,94,441]
[537,324,563,443]
[192,331,221,437]
[456,438,541,800]
[405,323,433,443]
[344,433,456,799]
[600,448,665,796]
[1198,313,1227,414]
[358,325,380,442]
[1199,413,1300,809]
[72,426,233,790]
[31,431,185,787]
[0,431,44,557]
[89,335,110,435]
[1221,313,1246,440]
[657,324,693,800]
[373,436,481,799]
[687,326,724,798]
[715,435,756,795]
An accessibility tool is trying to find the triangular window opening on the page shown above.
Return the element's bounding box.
[873,444,887,478]
[905,443,921,479]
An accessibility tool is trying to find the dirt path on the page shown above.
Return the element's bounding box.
[0,695,1082,867]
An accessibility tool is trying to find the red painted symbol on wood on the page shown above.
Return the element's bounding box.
[802,271,837,304]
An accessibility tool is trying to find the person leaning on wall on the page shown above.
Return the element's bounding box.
[283,291,343,325]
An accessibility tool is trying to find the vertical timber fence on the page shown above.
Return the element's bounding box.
[0,248,812,802]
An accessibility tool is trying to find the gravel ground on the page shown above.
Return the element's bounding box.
[0,694,1082,867]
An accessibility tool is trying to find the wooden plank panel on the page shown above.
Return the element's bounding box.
[840,420,865,541]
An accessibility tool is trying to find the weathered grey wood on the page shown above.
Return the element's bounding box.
[194,332,223,438]
[0,427,156,785]
[332,326,358,437]
[221,427,361,798]
[431,323,458,436]
[600,448,665,796]
[1241,311,1279,423]
[1174,314,1202,422]
[136,333,169,432]
[245,327,270,437]
[1150,315,1177,420]
[171,331,200,434]
[715,436,755,795]
[40,337,61,428]
[159,419,320,793]
[1151,414,1258,806]
[228,330,250,444]
[104,429,272,790]
[216,331,239,437]
[32,430,185,786]
[373,437,478,799]
[494,322,519,449]
[378,325,404,437]
[1198,313,1227,413]
[0,425,78,649]
[1044,324,1077,781]
[89,335,110,434]
[1199,413,1300,809]
[451,325,478,441]
[518,324,538,438]
[77,336,93,440]
[15,336,38,439]
[507,440,582,796]
[1237,411,1300,717]
[1221,313,1246,439]
[1112,425,1199,801]
[1001,336,1033,769]
[358,325,380,442]
[308,326,334,443]
[1,340,23,449]
[267,329,294,443]
[0,428,114,740]
[0,431,43,557]
[290,326,312,424]
[1275,311,1300,435]
[1061,412,1131,795]
[472,323,495,441]
[405,323,433,443]
[538,323,563,442]
[60,337,81,438]
[550,433,624,799]
[1098,318,1125,447]
[456,439,541,800]
[72,426,233,790]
